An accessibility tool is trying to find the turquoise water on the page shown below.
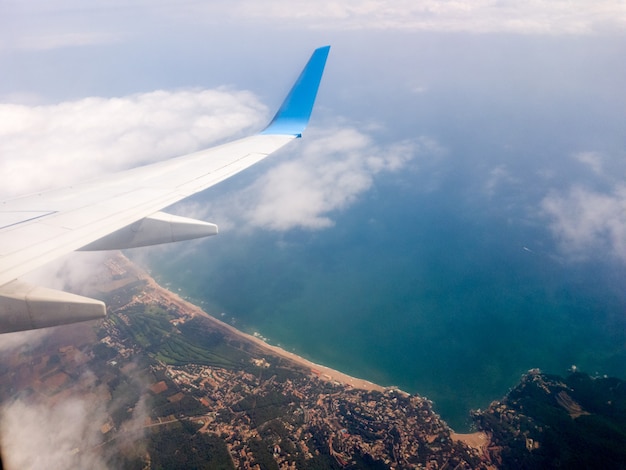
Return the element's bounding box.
[124,34,626,432]
[139,41,626,430]
[141,165,626,431]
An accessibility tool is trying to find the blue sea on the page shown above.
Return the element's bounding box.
[138,36,626,430]
[140,160,626,431]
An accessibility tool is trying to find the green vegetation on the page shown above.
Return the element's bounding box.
[248,439,280,470]
[109,375,143,427]
[0,274,487,470]
[152,393,206,418]
[92,342,117,361]
[475,371,626,469]
[232,391,295,427]
[147,423,234,470]
[111,305,251,370]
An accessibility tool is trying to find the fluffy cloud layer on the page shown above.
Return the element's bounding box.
[235,0,626,34]
[163,126,438,235]
[3,0,624,50]
[541,151,626,262]
[0,89,266,197]
[542,185,626,262]
[1,89,429,233]
[236,129,432,231]
[0,373,148,470]
[1,396,109,470]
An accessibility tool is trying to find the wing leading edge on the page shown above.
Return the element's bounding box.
[0,45,331,334]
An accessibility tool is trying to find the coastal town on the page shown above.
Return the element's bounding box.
[0,253,492,469]
[2,253,624,469]
[99,254,490,469]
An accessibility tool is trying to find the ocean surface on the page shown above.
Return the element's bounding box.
[139,161,626,431]
[137,41,626,430]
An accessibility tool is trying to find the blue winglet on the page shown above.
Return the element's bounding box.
[261,45,330,137]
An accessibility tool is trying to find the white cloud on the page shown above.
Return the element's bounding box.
[0,329,51,353]
[168,127,440,234]
[0,87,437,234]
[217,0,626,34]
[234,0,626,34]
[0,370,149,470]
[1,395,109,470]
[541,149,626,262]
[21,251,110,293]
[0,89,433,260]
[144,0,625,34]
[0,89,266,198]
[229,128,437,231]
[542,184,626,261]
[485,164,520,196]
[574,151,605,176]
[1,0,625,52]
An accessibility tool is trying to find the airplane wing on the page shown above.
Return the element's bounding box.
[0,45,330,333]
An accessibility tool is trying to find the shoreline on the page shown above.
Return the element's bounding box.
[116,253,488,445]
[122,254,385,393]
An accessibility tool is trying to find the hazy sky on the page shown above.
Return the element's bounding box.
[1,0,625,258]
[1,1,626,466]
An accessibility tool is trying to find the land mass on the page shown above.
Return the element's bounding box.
[0,253,624,469]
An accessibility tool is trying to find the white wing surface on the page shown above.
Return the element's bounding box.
[0,45,330,333]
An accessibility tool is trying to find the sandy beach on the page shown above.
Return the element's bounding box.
[121,255,384,392]
[113,253,494,448]
[451,431,490,453]
[137,266,496,448]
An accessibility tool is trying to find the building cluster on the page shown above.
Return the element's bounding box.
[93,254,488,468]
[134,356,483,469]
[0,254,489,469]
[7,254,619,469]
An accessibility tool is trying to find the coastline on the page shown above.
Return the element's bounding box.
[120,254,385,393]
[115,253,489,449]
[143,268,492,449]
